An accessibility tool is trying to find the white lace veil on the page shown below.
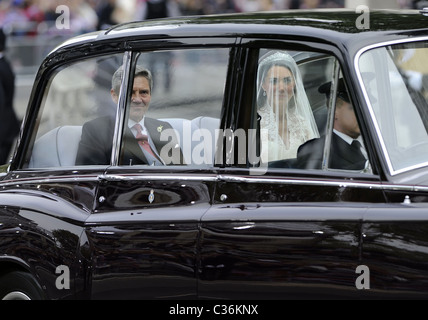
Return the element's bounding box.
[257,50,320,159]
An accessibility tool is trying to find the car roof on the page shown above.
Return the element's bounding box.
[52,9,428,58]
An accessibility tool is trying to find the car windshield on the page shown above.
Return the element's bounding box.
[358,41,428,174]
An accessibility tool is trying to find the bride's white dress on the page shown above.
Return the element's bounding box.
[259,105,317,162]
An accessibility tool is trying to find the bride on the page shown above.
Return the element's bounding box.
[257,50,319,163]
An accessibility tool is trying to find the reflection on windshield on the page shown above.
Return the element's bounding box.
[359,42,428,174]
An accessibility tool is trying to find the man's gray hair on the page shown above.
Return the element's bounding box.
[112,65,153,94]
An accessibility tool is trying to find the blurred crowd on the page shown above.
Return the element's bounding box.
[0,0,350,36]
[0,0,425,36]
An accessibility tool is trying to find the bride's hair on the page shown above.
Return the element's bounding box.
[257,51,300,108]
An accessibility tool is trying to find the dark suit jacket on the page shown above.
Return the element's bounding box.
[75,116,183,166]
[0,56,20,163]
[296,133,367,170]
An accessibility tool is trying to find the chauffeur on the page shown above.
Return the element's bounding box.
[296,78,368,170]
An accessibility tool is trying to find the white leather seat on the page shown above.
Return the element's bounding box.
[162,117,220,165]
[191,116,221,165]
[28,117,221,168]
[29,126,82,168]
[160,118,197,165]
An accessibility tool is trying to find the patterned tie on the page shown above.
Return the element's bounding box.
[133,123,159,159]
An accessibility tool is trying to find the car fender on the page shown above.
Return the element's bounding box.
[0,190,89,299]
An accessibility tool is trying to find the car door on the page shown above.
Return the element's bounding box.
[357,40,428,299]
[2,52,127,299]
[83,46,234,299]
[198,44,386,299]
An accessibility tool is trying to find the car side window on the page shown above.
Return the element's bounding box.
[359,43,428,173]
[22,53,124,169]
[117,48,228,167]
[254,49,371,173]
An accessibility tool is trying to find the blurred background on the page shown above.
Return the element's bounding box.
[0,0,425,120]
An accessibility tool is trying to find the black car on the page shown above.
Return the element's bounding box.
[1,8,428,300]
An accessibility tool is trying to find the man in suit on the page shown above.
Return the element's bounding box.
[0,29,20,164]
[296,78,368,170]
[76,65,183,166]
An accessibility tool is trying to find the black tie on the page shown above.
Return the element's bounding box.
[351,140,365,159]
[351,140,362,151]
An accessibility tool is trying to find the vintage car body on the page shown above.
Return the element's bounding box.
[1,9,428,300]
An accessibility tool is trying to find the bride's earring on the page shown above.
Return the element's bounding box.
[263,91,266,97]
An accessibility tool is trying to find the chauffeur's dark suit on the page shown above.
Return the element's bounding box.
[296,132,367,170]
[75,115,183,166]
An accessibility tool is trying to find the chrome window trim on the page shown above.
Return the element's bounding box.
[0,175,101,188]
[217,174,428,192]
[2,173,427,193]
[111,51,133,165]
[0,174,218,187]
[354,36,428,176]
[321,59,341,171]
[98,174,218,182]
